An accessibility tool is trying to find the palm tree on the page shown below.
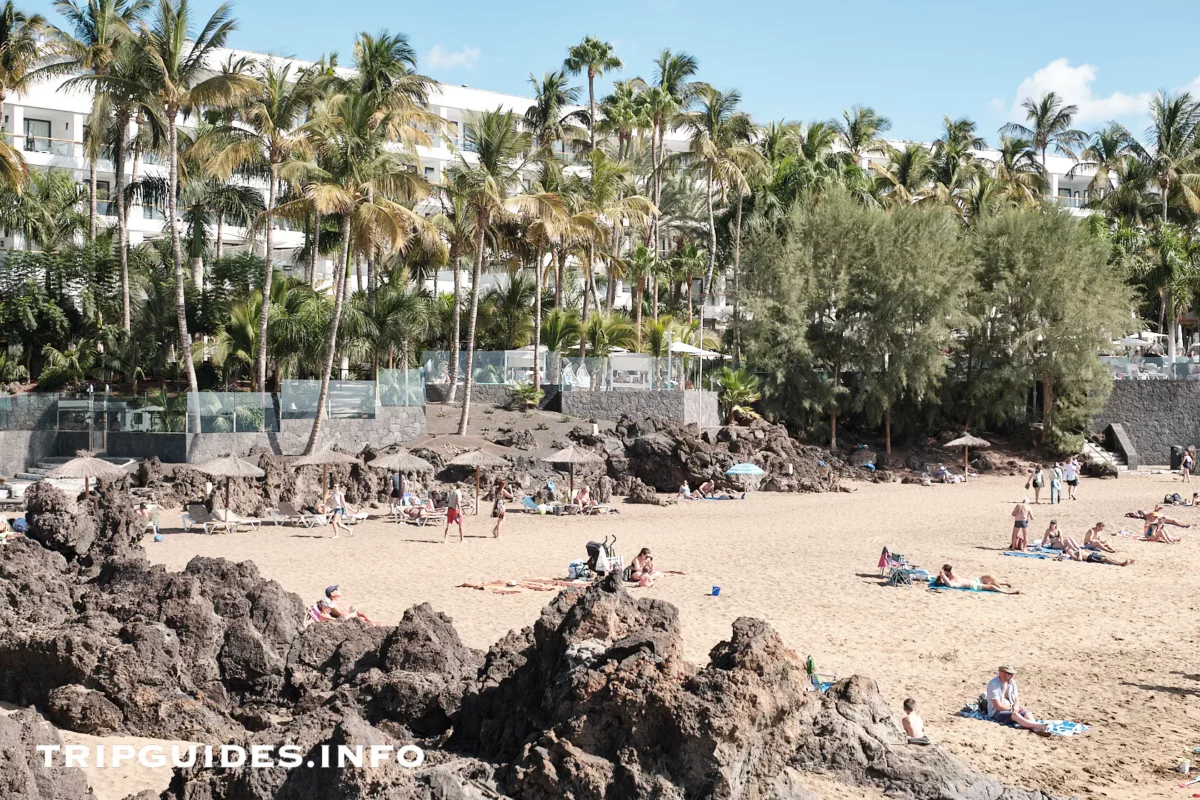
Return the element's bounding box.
[202,60,318,390]
[833,104,891,163]
[482,273,536,349]
[1067,124,1132,202]
[577,149,654,318]
[0,0,45,104]
[993,135,1043,204]
[712,365,760,424]
[524,69,578,153]
[297,91,428,453]
[133,0,255,394]
[1000,91,1086,178]
[872,143,930,205]
[562,36,621,155]
[683,85,756,381]
[625,243,653,342]
[1129,92,1200,224]
[0,167,88,250]
[446,108,560,434]
[598,79,643,161]
[44,0,148,242]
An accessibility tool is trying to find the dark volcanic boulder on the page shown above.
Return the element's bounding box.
[23,481,96,560]
[0,708,97,799]
[45,684,123,734]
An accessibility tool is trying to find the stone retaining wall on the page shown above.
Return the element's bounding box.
[561,390,720,428]
[1090,380,1200,465]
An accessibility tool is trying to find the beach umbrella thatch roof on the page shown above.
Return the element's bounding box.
[293,448,360,467]
[46,455,127,481]
[944,434,990,449]
[372,450,435,473]
[540,443,604,466]
[191,455,266,479]
[447,449,509,468]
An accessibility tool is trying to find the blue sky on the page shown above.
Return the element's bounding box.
[28,0,1200,144]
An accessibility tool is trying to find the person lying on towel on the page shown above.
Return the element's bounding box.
[932,564,1020,594]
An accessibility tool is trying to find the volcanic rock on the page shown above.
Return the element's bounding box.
[0,708,97,799]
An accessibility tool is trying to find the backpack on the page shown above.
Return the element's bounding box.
[976,694,989,716]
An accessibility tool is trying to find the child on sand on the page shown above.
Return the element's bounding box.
[902,698,930,745]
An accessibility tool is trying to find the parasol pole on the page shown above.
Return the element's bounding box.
[475,467,481,515]
[225,476,231,517]
[322,465,329,505]
[964,445,969,477]
[570,463,575,498]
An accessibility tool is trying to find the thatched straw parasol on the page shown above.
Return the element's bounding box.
[943,433,991,477]
[294,448,361,504]
[447,449,509,515]
[540,443,603,497]
[46,453,127,504]
[371,450,435,474]
[191,455,266,515]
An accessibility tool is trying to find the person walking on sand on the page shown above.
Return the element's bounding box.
[491,479,513,538]
[1062,457,1080,500]
[986,666,1051,737]
[389,471,405,519]
[1025,464,1045,504]
[1010,498,1033,551]
[443,485,464,543]
[1049,462,1063,504]
[1182,449,1194,483]
[330,484,348,539]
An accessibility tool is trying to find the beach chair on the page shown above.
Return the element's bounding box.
[140,505,160,536]
[401,506,445,527]
[306,604,325,623]
[184,504,231,535]
[341,509,370,525]
[557,503,582,516]
[219,510,263,531]
[805,656,837,693]
[272,501,328,527]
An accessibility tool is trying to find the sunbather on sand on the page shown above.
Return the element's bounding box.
[574,486,596,508]
[678,482,694,500]
[1042,521,1084,560]
[934,564,1020,594]
[1126,507,1190,527]
[628,548,663,588]
[696,480,716,498]
[317,585,375,624]
[402,498,437,522]
[1143,506,1184,542]
[1082,522,1116,552]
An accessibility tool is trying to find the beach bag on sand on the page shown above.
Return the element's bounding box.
[976,694,989,716]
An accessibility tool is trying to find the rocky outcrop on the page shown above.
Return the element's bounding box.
[0,708,97,799]
[0,487,1066,800]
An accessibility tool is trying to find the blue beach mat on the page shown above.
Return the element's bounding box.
[928,583,990,593]
[957,708,1089,737]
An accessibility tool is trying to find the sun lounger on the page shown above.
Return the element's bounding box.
[272,501,329,527]
[341,510,370,525]
[184,504,231,535]
[216,509,263,531]
[557,503,582,516]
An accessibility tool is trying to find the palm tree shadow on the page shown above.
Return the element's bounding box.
[1120,680,1200,698]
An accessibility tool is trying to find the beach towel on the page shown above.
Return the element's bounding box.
[1114,529,1139,538]
[928,583,992,593]
[956,708,1089,737]
[1003,550,1052,559]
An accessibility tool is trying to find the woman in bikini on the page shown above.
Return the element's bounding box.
[933,564,1020,594]
[628,548,663,587]
[330,484,347,539]
[491,479,513,538]
[1042,520,1083,560]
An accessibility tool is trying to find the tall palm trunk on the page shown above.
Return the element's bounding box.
[216,214,224,259]
[635,275,643,344]
[533,245,544,390]
[255,166,278,391]
[587,69,596,153]
[732,194,743,364]
[555,248,565,309]
[305,212,353,455]
[447,249,463,402]
[582,243,594,322]
[168,113,199,394]
[114,109,130,332]
[699,165,718,390]
[457,213,489,434]
[88,157,97,242]
[308,210,319,287]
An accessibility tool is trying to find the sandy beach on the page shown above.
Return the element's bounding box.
[131,472,1200,800]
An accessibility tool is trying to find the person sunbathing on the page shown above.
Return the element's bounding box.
[1081,522,1116,553]
[1042,522,1083,560]
[317,585,374,624]
[402,498,437,522]
[696,480,716,498]
[574,486,596,507]
[628,548,663,588]
[1126,507,1190,527]
[678,482,695,500]
[933,564,1019,594]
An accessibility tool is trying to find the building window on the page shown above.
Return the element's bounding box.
[424,166,435,180]
[96,180,114,217]
[143,202,164,221]
[24,118,50,152]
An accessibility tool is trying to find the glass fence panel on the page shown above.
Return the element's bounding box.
[187,392,278,433]
[377,368,425,406]
[328,381,376,418]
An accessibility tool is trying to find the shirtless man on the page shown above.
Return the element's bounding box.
[934,564,1020,594]
[317,585,375,624]
[1010,499,1033,551]
[1082,522,1117,553]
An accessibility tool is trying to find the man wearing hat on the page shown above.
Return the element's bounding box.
[986,665,1050,736]
[317,585,374,625]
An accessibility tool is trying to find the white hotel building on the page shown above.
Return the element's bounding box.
[1,46,1097,319]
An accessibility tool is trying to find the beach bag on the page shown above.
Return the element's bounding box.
[11,517,27,533]
[976,694,989,716]
[594,549,610,574]
[622,564,634,582]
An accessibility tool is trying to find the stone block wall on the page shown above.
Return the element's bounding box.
[684,391,721,428]
[0,430,58,476]
[560,390,719,427]
[1090,380,1200,465]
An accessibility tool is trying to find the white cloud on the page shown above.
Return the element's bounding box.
[425,44,480,71]
[989,98,1005,112]
[1007,59,1152,123]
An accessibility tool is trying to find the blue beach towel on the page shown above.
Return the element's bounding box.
[957,708,1089,737]
[928,583,988,593]
[1003,550,1052,559]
